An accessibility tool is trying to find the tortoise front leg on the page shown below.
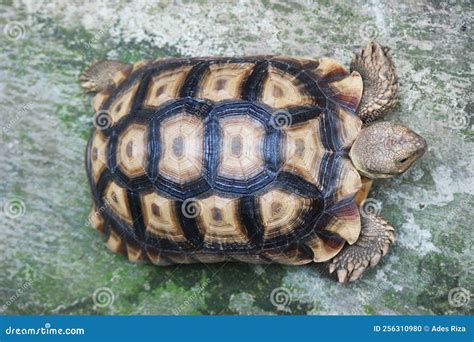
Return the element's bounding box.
[327,212,396,283]
[351,41,398,123]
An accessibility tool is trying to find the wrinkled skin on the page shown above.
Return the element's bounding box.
[350,121,427,179]
[327,41,427,283]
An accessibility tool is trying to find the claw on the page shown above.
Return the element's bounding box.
[349,267,365,282]
[337,269,348,283]
[370,253,382,267]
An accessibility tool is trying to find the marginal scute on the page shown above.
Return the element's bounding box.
[116,123,148,178]
[92,88,112,113]
[88,205,105,233]
[259,189,312,240]
[107,230,126,254]
[103,181,133,225]
[355,177,373,206]
[193,253,228,263]
[232,255,271,264]
[305,233,345,262]
[333,159,362,204]
[324,201,361,245]
[261,65,314,108]
[334,107,363,149]
[263,247,312,265]
[127,244,143,262]
[166,253,197,264]
[326,71,363,112]
[197,63,254,102]
[159,113,204,183]
[132,60,151,73]
[196,195,248,245]
[312,58,363,114]
[312,58,349,82]
[140,192,187,242]
[108,82,140,124]
[144,66,193,108]
[111,64,133,87]
[90,131,108,183]
[218,115,265,180]
[147,250,173,265]
[281,118,324,187]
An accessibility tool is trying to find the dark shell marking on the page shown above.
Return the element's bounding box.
[86,56,364,265]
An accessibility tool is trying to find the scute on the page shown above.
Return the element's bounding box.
[258,189,312,240]
[86,55,364,265]
[144,66,193,108]
[116,123,148,178]
[159,113,204,183]
[218,115,266,180]
[281,118,324,187]
[198,63,254,102]
[140,192,187,242]
[261,65,315,108]
[196,195,249,246]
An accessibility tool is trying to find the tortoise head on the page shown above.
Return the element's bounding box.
[349,122,427,179]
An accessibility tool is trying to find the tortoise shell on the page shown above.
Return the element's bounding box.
[86,56,364,265]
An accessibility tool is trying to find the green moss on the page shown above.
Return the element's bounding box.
[363,304,377,315]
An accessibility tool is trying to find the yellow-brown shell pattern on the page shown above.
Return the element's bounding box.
[85,56,363,265]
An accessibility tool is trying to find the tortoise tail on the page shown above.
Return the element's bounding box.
[80,60,130,94]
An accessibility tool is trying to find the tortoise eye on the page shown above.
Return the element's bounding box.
[398,157,408,164]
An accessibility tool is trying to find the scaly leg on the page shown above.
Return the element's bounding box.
[327,212,395,283]
[351,41,398,123]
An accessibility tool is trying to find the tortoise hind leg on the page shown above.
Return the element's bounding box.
[80,60,130,93]
[327,212,395,283]
[350,41,398,123]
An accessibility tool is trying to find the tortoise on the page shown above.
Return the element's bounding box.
[81,41,427,282]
